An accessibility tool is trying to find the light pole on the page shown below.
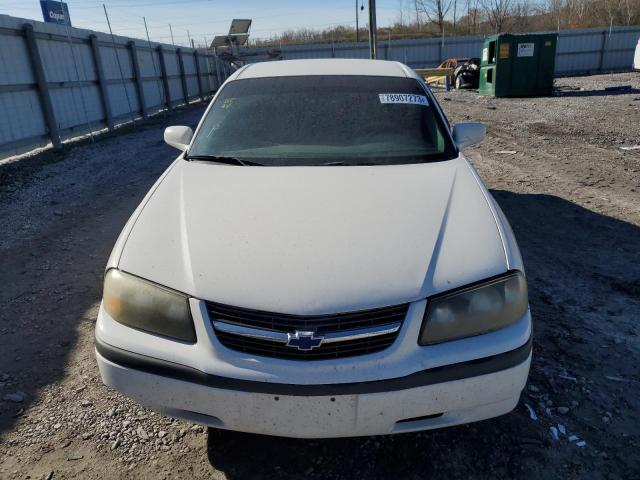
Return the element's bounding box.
[368,0,377,59]
[355,0,359,43]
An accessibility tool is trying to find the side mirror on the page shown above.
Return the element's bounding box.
[452,122,486,150]
[164,126,193,151]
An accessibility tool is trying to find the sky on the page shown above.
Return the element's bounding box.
[0,0,404,46]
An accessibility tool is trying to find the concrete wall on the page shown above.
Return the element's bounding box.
[0,14,229,158]
[247,25,640,75]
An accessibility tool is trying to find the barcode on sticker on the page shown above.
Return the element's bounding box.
[379,93,428,106]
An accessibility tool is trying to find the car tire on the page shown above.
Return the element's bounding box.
[455,75,463,89]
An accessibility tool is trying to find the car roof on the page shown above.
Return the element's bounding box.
[233,59,413,80]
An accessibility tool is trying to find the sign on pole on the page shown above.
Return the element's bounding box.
[40,1,72,26]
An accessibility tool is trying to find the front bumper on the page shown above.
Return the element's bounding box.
[96,336,531,438]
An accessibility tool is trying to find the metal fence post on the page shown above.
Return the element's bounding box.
[89,34,114,130]
[22,23,62,150]
[157,45,172,111]
[193,50,204,101]
[214,53,222,89]
[129,40,147,118]
[598,29,607,73]
[176,48,189,105]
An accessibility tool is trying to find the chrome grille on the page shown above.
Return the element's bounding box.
[206,301,408,360]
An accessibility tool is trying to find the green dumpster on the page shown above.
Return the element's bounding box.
[479,33,557,97]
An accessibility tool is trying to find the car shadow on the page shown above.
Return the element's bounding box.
[206,190,640,479]
[0,104,206,437]
[0,185,140,435]
[554,86,640,97]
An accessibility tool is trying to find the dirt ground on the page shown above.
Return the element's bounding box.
[0,72,639,480]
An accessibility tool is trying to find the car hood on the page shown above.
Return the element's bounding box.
[117,156,506,314]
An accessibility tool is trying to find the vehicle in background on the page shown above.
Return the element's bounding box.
[453,57,481,89]
[634,37,640,70]
[427,58,481,89]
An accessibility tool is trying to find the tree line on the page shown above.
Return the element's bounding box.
[251,0,640,46]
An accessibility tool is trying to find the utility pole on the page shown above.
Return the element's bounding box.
[368,0,377,59]
[355,0,359,43]
[143,16,165,118]
[169,23,175,45]
[103,3,135,127]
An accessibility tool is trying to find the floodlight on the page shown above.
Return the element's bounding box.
[229,19,251,35]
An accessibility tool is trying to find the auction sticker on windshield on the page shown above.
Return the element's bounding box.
[379,93,428,106]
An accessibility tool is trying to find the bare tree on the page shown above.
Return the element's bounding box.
[248,0,640,47]
[547,0,564,30]
[415,0,454,36]
[453,0,458,33]
[614,0,636,24]
[414,0,423,29]
[482,0,513,32]
[511,0,534,30]
[564,0,588,28]
[604,0,621,27]
[465,0,482,34]
[397,0,406,26]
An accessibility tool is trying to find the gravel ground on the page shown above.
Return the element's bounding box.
[0,72,639,480]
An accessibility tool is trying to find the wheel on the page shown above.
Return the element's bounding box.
[455,75,463,89]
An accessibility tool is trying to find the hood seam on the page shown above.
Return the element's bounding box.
[115,158,182,269]
[462,157,510,270]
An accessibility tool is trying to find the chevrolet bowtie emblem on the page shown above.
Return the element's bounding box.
[286,330,324,351]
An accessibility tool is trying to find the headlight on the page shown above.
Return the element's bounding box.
[103,269,196,342]
[419,271,528,345]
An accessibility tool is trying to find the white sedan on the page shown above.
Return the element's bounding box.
[96,59,531,438]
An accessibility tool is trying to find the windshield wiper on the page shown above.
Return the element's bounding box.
[184,154,263,166]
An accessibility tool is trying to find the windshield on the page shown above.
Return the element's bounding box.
[188,75,456,166]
